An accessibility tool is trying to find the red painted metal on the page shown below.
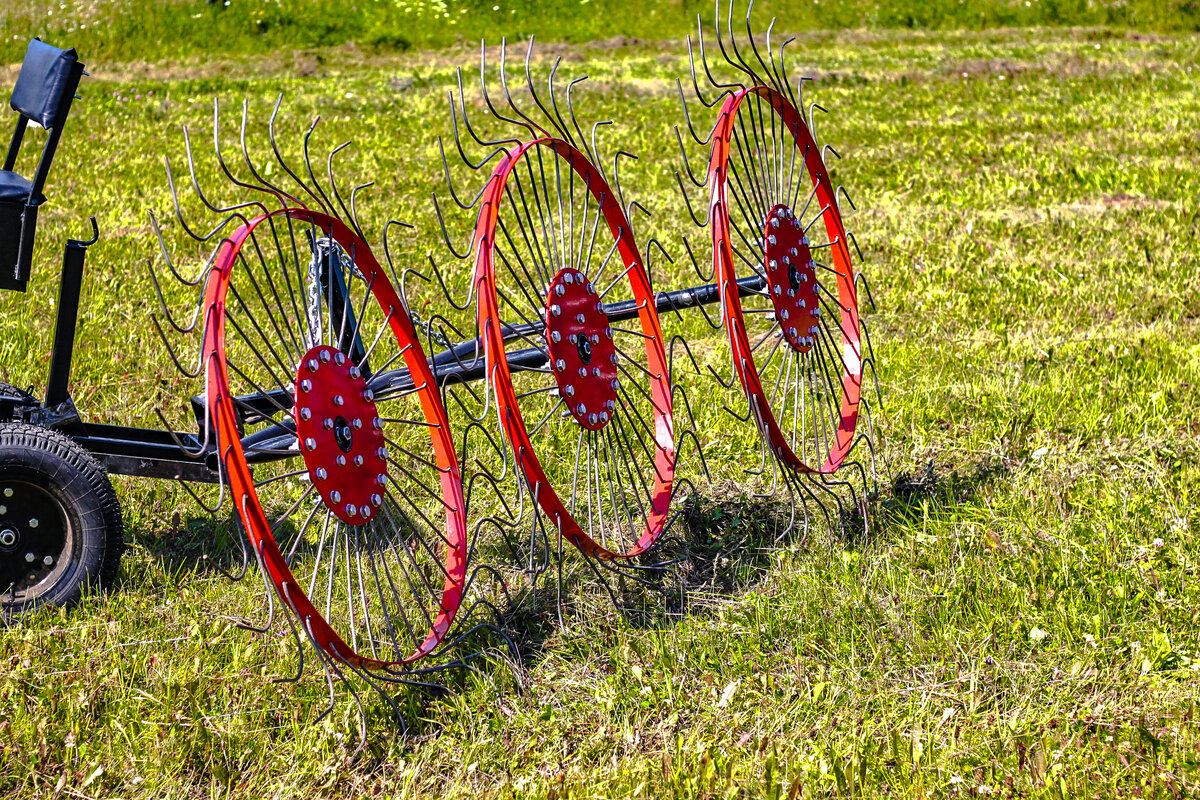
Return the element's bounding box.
[293,345,387,525]
[201,209,467,667]
[544,267,618,432]
[708,86,863,475]
[762,204,819,355]
[472,139,675,560]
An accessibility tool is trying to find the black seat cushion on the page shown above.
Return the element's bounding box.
[0,171,36,203]
[10,39,78,130]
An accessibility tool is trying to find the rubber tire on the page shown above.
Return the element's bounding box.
[0,422,125,617]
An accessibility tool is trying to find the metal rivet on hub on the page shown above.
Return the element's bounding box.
[319,350,331,363]
[300,379,312,392]
[371,494,382,506]
[362,389,374,402]
[352,418,363,429]
[323,417,334,429]
[376,474,387,485]
[336,456,346,466]
[373,418,383,430]
[588,413,597,424]
[610,354,619,365]
[334,352,345,365]
[578,368,587,378]
[377,447,387,460]
[346,504,357,517]
[586,283,595,294]
[315,468,328,481]
[787,289,795,298]
[605,327,613,339]
[563,272,574,285]
[793,219,801,229]
[590,334,599,344]
[0,505,5,514]
[768,235,777,246]
[556,359,567,371]
[790,247,799,257]
[3,488,11,497]
[788,327,798,338]
[576,404,586,414]
[359,505,371,517]
[801,236,810,246]
[773,285,781,295]
[555,284,565,296]
[354,455,364,467]
[333,395,344,406]
[799,300,806,308]
[783,256,791,266]
[599,411,609,422]
[564,385,575,397]
[569,334,578,344]
[769,260,778,269]
[28,518,38,529]
[610,379,620,391]
[299,408,312,421]
[550,304,562,317]
[304,438,317,451]
[24,552,34,563]
[349,366,361,379]
[330,491,342,503]
[605,400,615,410]
[307,358,319,372]
[770,218,780,229]
[591,367,601,377]
[576,314,586,324]
[781,310,789,321]
[551,331,561,343]
[42,555,53,566]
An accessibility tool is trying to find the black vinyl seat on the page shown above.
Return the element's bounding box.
[0,39,84,291]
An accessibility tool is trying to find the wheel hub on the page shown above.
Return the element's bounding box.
[294,345,388,525]
[544,267,619,432]
[0,483,67,595]
[763,204,820,354]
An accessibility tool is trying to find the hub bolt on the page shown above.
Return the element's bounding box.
[371,494,383,506]
[376,474,387,485]
[300,379,312,393]
[333,395,345,407]
[591,367,601,377]
[346,505,357,517]
[323,418,334,429]
[305,438,317,451]
[605,327,613,339]
[349,366,361,379]
[336,456,346,466]
[315,468,328,481]
[359,505,371,517]
[377,447,387,460]
[563,272,574,285]
[599,411,609,422]
[551,331,561,343]
[42,556,52,566]
[588,413,598,424]
[299,408,312,421]
[586,283,595,294]
[330,491,342,503]
[319,350,331,363]
[362,389,374,402]
[550,304,562,317]
[334,352,346,365]
[576,404,587,415]
[610,379,620,391]
[373,418,384,430]
[578,368,587,378]
[576,314,586,324]
[556,359,566,371]
[564,385,575,397]
[555,284,565,296]
[307,358,319,372]
[354,455,364,467]
[352,418,363,429]
[24,552,34,563]
[3,488,11,497]
[28,518,38,529]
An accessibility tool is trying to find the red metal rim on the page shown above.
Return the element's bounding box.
[201,209,467,668]
[708,86,863,475]
[472,138,675,560]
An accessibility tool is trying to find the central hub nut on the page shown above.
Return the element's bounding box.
[763,204,821,354]
[544,268,618,431]
[294,345,388,525]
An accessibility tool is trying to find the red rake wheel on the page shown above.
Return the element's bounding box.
[201,208,466,669]
[708,86,863,475]
[472,139,675,560]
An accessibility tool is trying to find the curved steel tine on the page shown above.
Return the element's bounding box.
[682,235,715,283]
[723,0,764,86]
[760,16,790,99]
[438,136,490,211]
[145,257,203,335]
[348,181,374,236]
[703,1,745,91]
[432,192,475,261]
[808,102,828,143]
[847,230,866,264]
[676,80,714,147]
[151,403,209,457]
[498,37,548,138]
[149,212,207,287]
[821,144,842,168]
[674,126,708,188]
[456,68,525,152]
[326,140,358,234]
[686,32,718,109]
[742,0,780,92]
[267,94,325,211]
[176,473,225,515]
[151,313,205,379]
[836,185,857,216]
[564,76,595,163]
[545,57,576,147]
[674,170,711,227]
[208,100,272,219]
[481,39,538,138]
[300,118,336,217]
[238,98,298,211]
[778,37,803,111]
[854,270,876,311]
[515,36,565,141]
[590,120,616,187]
[643,234,673,292]
[666,332,705,379]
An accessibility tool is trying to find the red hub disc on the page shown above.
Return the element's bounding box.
[544,267,618,432]
[293,344,387,525]
[763,204,820,354]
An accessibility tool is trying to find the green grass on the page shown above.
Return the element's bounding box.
[3,0,1199,65]
[2,15,1200,800]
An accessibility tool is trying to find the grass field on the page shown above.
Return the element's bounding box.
[2,4,1200,798]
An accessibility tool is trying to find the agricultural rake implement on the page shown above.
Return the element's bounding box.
[1,1,880,734]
